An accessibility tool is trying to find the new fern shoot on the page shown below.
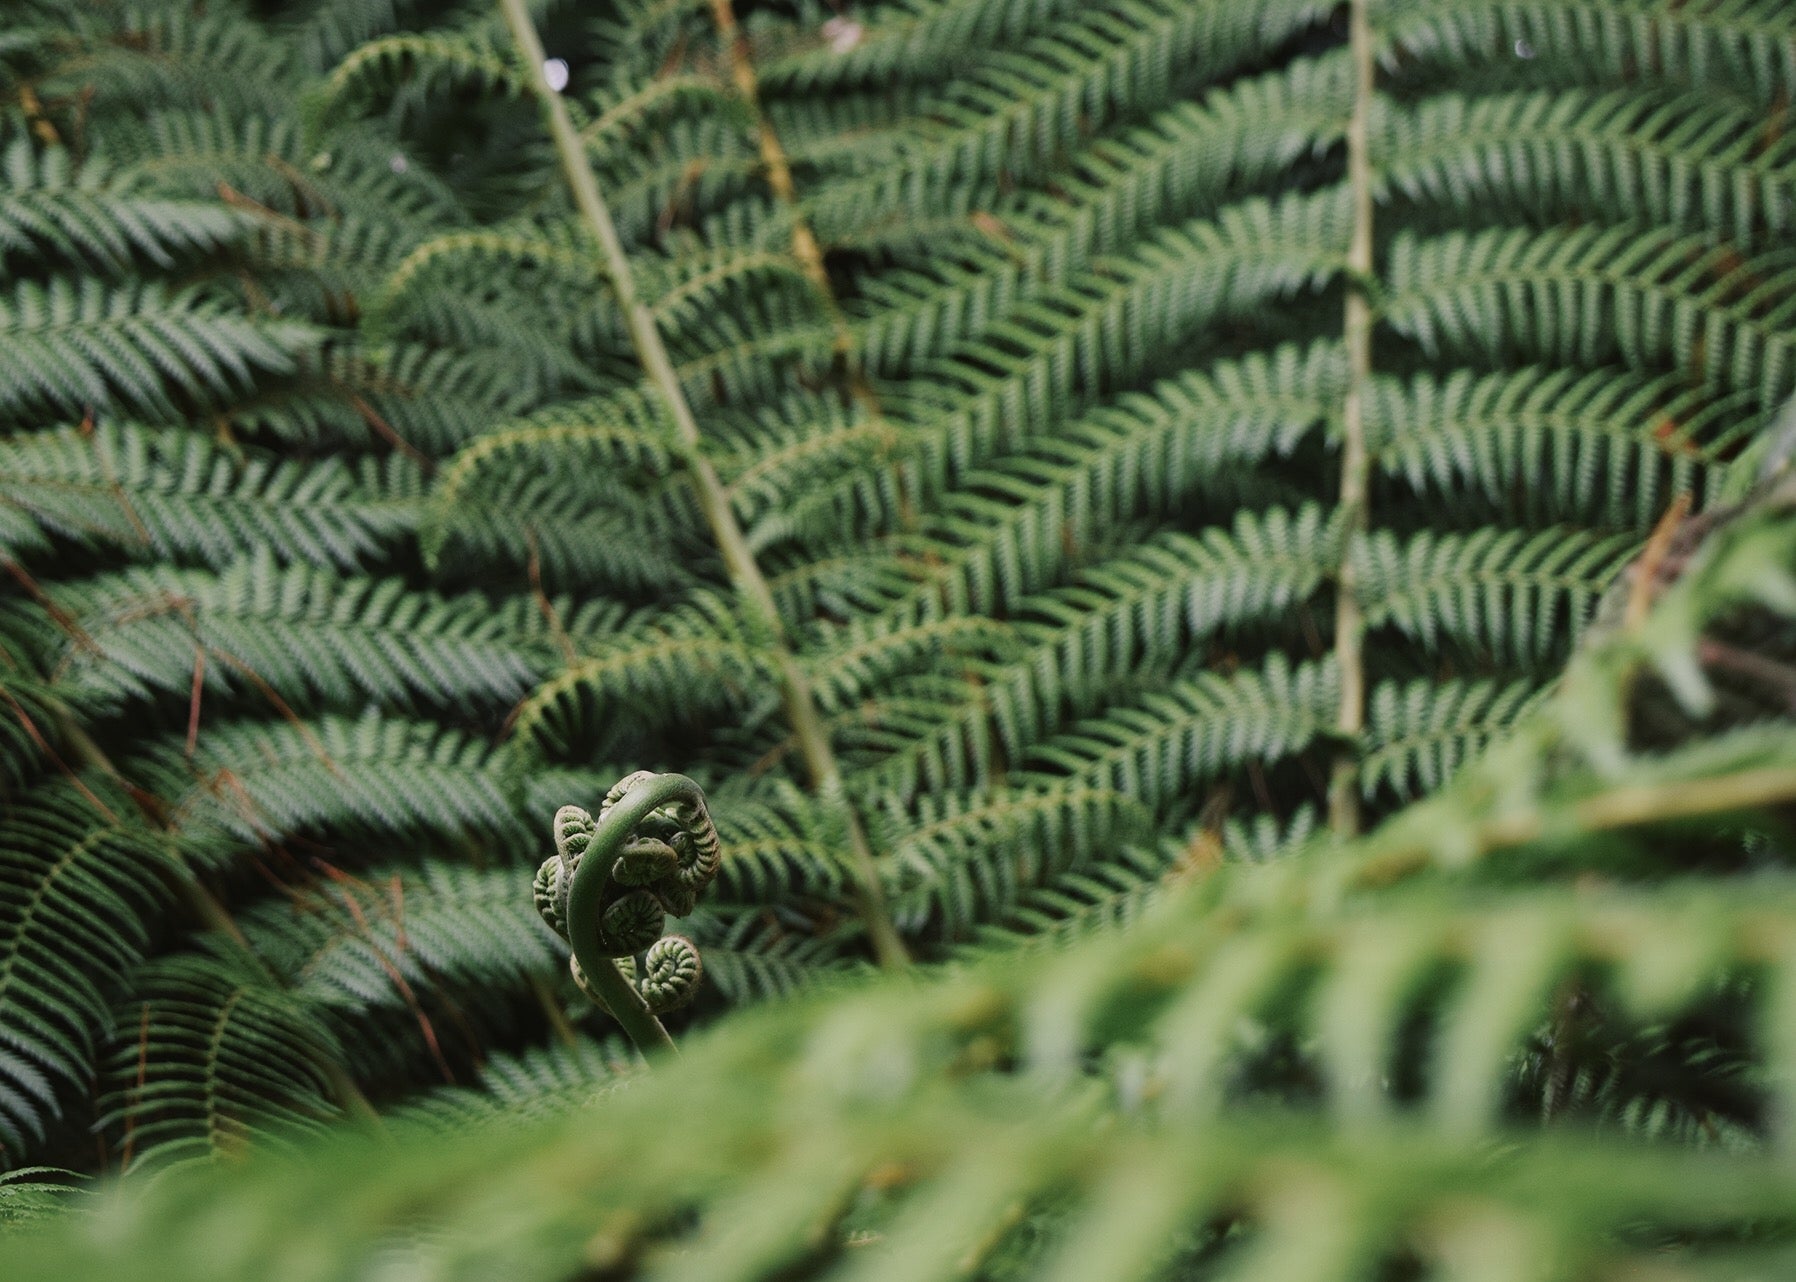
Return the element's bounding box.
[532,772,721,1054]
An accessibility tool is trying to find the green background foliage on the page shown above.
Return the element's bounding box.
[2,0,1796,1276]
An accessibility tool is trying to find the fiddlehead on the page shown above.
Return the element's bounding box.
[572,936,705,1016]
[533,772,722,1048]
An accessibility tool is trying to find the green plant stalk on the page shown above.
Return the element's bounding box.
[1328,0,1376,838]
[498,0,908,969]
[1350,763,1796,888]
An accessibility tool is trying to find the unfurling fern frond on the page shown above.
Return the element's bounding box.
[533,773,723,1043]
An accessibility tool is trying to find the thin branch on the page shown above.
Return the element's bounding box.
[1328,0,1377,838]
[1352,764,1796,888]
[703,0,901,474]
[497,0,908,967]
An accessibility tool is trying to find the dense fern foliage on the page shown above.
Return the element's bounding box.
[8,489,1796,1277]
[3,0,1796,1271]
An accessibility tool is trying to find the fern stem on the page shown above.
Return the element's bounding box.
[583,960,679,1058]
[1328,0,1377,838]
[1354,764,1796,886]
[704,0,907,522]
[497,0,908,969]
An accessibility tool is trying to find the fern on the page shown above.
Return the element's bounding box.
[0,787,171,1162]
[0,421,422,568]
[95,949,342,1171]
[2,2,1795,1258]
[0,138,247,272]
[0,279,317,423]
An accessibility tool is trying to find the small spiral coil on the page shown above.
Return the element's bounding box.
[597,889,666,956]
[635,936,703,1012]
[536,772,722,1024]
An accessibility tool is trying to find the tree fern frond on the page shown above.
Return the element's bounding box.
[3,0,1793,1245]
[1369,365,1737,528]
[0,791,171,1161]
[1389,0,1796,109]
[996,508,1337,754]
[838,51,1351,375]
[95,951,342,1171]
[878,783,1148,940]
[316,31,532,122]
[645,246,825,337]
[241,864,560,1011]
[133,712,525,861]
[588,114,763,248]
[1385,225,1796,408]
[508,599,780,760]
[969,837,1179,951]
[424,467,695,593]
[1029,655,1338,810]
[677,907,848,1005]
[760,0,1084,93]
[33,9,297,116]
[390,1036,636,1133]
[0,139,248,272]
[720,398,898,546]
[28,552,585,715]
[326,342,534,455]
[1378,87,1796,247]
[798,0,1330,234]
[423,389,678,565]
[0,278,319,423]
[1358,525,1636,665]
[288,0,427,74]
[104,109,461,233]
[889,189,1349,489]
[370,225,603,334]
[0,661,78,792]
[806,615,1013,716]
[0,421,420,568]
[1222,802,1323,862]
[580,71,744,168]
[769,342,1339,616]
[1360,676,1545,800]
[570,780,845,907]
[1046,49,1353,261]
[0,1166,80,1228]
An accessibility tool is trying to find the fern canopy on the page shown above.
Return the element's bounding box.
[1,0,1795,1276]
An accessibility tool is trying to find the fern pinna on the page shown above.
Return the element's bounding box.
[0,0,1794,1240]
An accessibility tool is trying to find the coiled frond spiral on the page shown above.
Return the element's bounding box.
[533,773,721,1034]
